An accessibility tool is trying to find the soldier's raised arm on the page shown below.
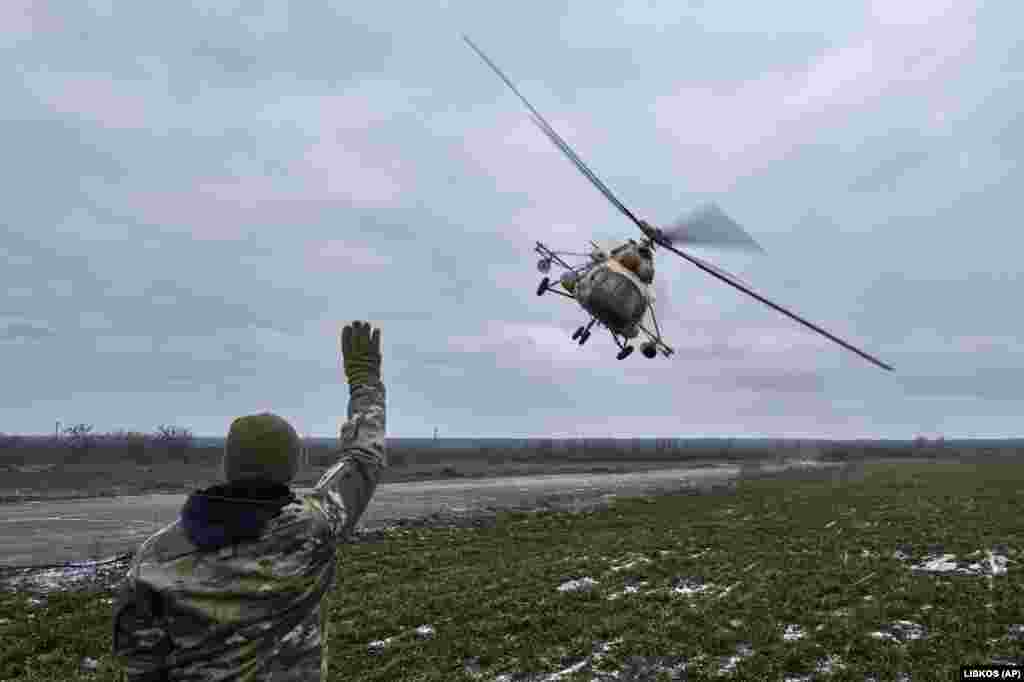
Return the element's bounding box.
[310,320,386,539]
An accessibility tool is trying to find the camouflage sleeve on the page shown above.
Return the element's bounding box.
[111,558,173,681]
[311,380,386,539]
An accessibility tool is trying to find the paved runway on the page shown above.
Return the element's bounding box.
[0,464,769,567]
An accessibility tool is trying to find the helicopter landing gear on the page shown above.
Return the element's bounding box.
[537,277,550,296]
[575,319,596,345]
[641,342,657,359]
[612,332,634,360]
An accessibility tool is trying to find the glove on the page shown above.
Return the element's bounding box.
[341,320,382,388]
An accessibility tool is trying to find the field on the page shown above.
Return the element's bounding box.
[2,456,1023,680]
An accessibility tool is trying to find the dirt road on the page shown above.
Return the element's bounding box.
[0,461,839,568]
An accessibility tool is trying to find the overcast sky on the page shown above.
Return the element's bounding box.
[2,1,1022,439]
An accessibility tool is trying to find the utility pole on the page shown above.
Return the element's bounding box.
[433,426,439,446]
[56,421,61,441]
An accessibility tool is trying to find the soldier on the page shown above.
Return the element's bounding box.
[111,320,385,681]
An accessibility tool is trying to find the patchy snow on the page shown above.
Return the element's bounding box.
[911,553,959,572]
[367,636,397,653]
[1,557,130,594]
[557,577,599,593]
[783,624,806,641]
[908,549,1011,576]
[670,577,715,597]
[606,581,649,601]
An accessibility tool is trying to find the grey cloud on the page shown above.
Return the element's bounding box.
[848,148,934,193]
[727,369,827,395]
[900,368,1024,402]
[1,322,54,342]
[2,2,1022,437]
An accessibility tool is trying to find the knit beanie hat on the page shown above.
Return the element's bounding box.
[222,413,301,485]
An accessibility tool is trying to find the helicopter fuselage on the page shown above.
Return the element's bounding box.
[535,238,673,358]
[559,242,654,338]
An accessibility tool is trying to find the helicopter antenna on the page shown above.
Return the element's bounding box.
[462,35,647,234]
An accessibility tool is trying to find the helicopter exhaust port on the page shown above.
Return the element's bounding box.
[641,342,657,359]
[537,258,552,273]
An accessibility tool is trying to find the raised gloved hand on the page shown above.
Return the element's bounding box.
[341,320,382,388]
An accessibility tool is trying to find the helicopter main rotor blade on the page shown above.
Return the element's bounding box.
[657,241,894,371]
[462,35,646,232]
[662,203,765,253]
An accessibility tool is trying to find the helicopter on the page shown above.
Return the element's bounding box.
[463,35,893,371]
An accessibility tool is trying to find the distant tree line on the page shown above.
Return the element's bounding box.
[0,424,195,462]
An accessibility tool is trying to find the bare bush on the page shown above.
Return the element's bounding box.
[63,423,96,454]
[154,424,194,463]
[0,432,23,449]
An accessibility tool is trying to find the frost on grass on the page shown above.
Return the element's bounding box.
[784,655,846,682]
[478,640,625,682]
[593,655,687,681]
[367,623,437,653]
[870,620,927,643]
[716,642,754,676]
[609,555,652,572]
[540,639,619,681]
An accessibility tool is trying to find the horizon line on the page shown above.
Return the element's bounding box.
[6,433,1019,441]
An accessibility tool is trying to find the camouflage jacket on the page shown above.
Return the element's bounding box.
[111,381,386,681]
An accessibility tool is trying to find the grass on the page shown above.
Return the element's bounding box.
[3,459,1024,680]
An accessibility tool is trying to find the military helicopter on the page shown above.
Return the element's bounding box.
[463,36,893,371]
